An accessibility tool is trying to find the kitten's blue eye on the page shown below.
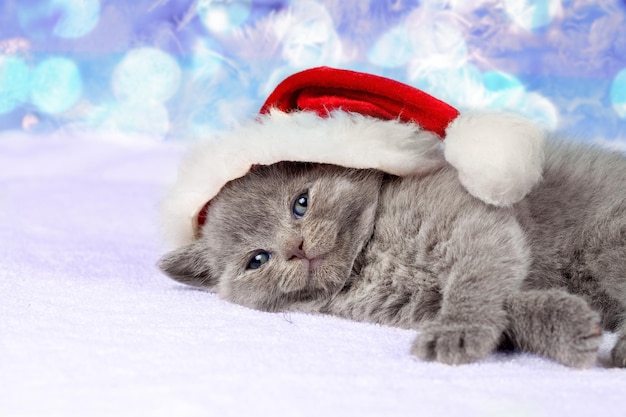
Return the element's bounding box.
[293,192,309,218]
[248,251,270,270]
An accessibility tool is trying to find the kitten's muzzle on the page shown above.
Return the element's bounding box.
[286,238,327,272]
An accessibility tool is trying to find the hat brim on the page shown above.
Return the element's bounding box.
[161,109,445,247]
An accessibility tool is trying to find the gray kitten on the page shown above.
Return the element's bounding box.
[159,138,626,368]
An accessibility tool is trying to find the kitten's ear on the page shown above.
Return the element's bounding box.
[158,243,217,288]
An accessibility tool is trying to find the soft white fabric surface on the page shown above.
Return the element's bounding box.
[2,132,625,417]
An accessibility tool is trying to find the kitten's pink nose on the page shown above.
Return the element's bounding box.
[287,239,309,261]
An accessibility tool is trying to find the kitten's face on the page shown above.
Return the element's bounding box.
[160,162,382,311]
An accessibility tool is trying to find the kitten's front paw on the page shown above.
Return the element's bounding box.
[553,309,602,369]
[411,322,501,365]
[507,290,602,368]
[611,335,626,368]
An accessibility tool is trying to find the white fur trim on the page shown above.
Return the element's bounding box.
[444,112,545,207]
[162,109,444,247]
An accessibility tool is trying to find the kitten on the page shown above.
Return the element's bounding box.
[159,138,626,368]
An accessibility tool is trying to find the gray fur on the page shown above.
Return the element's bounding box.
[160,139,626,368]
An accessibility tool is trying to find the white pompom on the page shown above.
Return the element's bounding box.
[444,112,545,206]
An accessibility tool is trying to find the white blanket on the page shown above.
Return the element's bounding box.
[2,132,625,417]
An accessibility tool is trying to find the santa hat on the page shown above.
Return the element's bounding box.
[163,66,544,247]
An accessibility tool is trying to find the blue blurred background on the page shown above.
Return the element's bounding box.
[1,0,625,145]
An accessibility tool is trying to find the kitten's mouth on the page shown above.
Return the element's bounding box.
[301,256,325,273]
[311,257,326,271]
[289,248,328,274]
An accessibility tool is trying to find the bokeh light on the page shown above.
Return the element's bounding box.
[18,0,101,39]
[196,0,252,33]
[409,64,484,109]
[0,56,31,114]
[519,92,559,129]
[370,14,470,74]
[112,47,182,104]
[31,57,83,114]
[191,38,225,78]
[483,71,524,91]
[483,71,525,109]
[108,101,170,137]
[187,71,256,137]
[51,0,101,38]
[611,68,626,119]
[504,0,562,31]
[280,1,342,68]
[406,17,468,73]
[367,26,413,68]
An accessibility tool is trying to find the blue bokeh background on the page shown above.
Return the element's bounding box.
[1,0,625,145]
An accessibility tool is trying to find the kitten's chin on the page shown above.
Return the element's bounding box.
[275,264,351,311]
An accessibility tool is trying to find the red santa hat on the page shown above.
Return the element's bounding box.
[163,66,545,247]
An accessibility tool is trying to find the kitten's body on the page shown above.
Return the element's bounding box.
[161,138,626,368]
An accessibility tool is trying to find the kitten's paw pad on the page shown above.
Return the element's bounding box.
[411,323,500,365]
[610,335,626,368]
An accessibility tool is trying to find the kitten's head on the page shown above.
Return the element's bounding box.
[159,162,382,311]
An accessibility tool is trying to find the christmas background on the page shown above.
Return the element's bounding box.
[1,0,625,144]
